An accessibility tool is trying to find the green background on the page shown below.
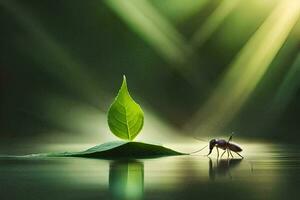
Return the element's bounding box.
[1,0,300,153]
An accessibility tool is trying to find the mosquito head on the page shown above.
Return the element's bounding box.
[207,139,217,156]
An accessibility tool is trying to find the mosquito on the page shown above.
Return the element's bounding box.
[192,134,244,159]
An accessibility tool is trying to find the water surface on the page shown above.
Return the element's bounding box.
[1,143,300,200]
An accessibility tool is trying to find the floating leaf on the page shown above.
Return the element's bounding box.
[107,76,144,141]
[21,141,185,159]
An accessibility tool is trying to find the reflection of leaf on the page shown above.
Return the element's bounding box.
[25,141,185,159]
[107,76,144,141]
[109,161,144,200]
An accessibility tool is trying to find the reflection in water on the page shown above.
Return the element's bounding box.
[209,158,242,180]
[1,143,300,200]
[109,161,144,200]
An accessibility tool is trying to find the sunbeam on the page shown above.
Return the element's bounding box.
[272,53,300,114]
[191,0,241,47]
[151,0,209,23]
[187,0,300,135]
[104,0,191,66]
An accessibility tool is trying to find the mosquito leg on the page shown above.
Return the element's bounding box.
[217,148,219,159]
[208,158,215,180]
[234,151,244,159]
[221,150,226,158]
[229,150,234,158]
[227,149,230,159]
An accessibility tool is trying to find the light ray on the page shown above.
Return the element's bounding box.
[132,0,191,56]
[187,0,300,135]
[104,0,191,66]
[151,0,209,23]
[191,0,241,47]
[272,53,300,114]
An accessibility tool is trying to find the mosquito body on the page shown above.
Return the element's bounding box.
[207,135,243,159]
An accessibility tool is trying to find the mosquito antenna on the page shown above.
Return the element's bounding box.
[189,145,208,154]
[193,136,208,143]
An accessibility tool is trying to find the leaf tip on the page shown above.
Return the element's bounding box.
[122,74,127,83]
[122,75,127,89]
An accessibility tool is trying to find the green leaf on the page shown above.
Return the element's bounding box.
[107,75,144,141]
[22,141,185,159]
